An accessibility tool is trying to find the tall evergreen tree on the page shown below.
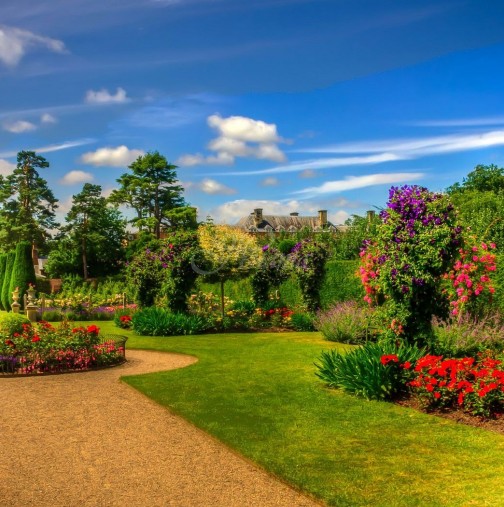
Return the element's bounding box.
[2,252,15,311]
[0,151,58,251]
[0,254,7,310]
[9,241,36,309]
[109,151,185,238]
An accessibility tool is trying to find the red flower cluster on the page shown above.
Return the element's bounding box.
[380,354,399,365]
[405,354,504,417]
[120,315,132,323]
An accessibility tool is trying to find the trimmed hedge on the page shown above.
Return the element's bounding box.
[2,252,15,311]
[196,260,363,309]
[0,254,7,310]
[9,241,36,309]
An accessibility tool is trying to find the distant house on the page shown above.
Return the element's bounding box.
[235,208,349,233]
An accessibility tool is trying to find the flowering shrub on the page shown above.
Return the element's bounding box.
[0,321,126,375]
[393,353,504,418]
[315,341,425,400]
[359,185,463,343]
[315,301,376,344]
[251,245,291,305]
[442,241,497,318]
[289,239,329,312]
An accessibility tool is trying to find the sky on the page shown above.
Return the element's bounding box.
[1,0,504,227]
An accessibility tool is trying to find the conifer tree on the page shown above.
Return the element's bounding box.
[2,252,15,311]
[0,254,7,310]
[9,241,36,309]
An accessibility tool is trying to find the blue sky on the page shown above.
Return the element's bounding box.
[1,0,504,226]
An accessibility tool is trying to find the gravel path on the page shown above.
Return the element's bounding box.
[0,350,321,507]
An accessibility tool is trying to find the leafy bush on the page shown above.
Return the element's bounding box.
[132,307,208,336]
[0,313,31,335]
[114,308,135,329]
[230,300,256,314]
[277,239,297,255]
[315,301,376,344]
[40,310,64,322]
[290,312,315,331]
[251,246,291,305]
[431,313,504,356]
[315,342,425,400]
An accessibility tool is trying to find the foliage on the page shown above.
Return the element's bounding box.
[109,151,185,238]
[251,245,291,305]
[0,151,58,250]
[277,238,297,255]
[447,164,504,194]
[0,321,125,374]
[0,254,6,310]
[43,238,79,279]
[332,213,380,260]
[289,312,315,331]
[315,301,376,344]
[289,238,329,312]
[9,241,36,307]
[125,249,165,307]
[315,341,425,400]
[114,308,135,329]
[404,353,504,418]
[1,252,15,311]
[0,312,31,336]
[132,307,207,336]
[431,313,504,357]
[359,185,463,344]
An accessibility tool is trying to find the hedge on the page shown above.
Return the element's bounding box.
[196,260,363,309]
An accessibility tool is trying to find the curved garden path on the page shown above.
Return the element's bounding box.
[0,350,320,507]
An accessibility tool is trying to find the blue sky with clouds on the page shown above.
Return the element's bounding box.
[1,0,504,226]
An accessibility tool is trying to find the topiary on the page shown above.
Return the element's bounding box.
[9,241,36,310]
[2,252,15,311]
[0,254,7,311]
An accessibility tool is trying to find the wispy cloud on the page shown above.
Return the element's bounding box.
[296,130,504,157]
[183,178,237,195]
[411,116,504,127]
[3,119,37,133]
[0,138,95,158]
[293,172,425,199]
[0,25,67,66]
[220,153,401,176]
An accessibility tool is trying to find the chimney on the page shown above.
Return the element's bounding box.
[253,208,263,225]
[366,210,375,222]
[290,212,299,217]
[318,210,328,227]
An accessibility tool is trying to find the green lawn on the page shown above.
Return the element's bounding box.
[96,322,504,506]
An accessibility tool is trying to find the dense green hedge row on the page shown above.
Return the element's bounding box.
[196,260,362,310]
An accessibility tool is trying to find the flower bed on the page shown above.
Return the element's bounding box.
[0,321,127,376]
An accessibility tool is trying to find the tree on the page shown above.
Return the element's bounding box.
[0,254,7,310]
[9,241,36,309]
[0,151,58,250]
[51,183,126,279]
[197,224,262,323]
[447,164,504,194]
[2,252,15,310]
[109,151,185,238]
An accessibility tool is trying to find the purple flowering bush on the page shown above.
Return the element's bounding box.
[289,239,329,312]
[359,185,463,344]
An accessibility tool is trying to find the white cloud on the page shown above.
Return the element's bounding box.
[0,159,15,175]
[3,120,37,133]
[0,25,66,66]
[59,170,94,185]
[299,169,318,178]
[0,138,95,158]
[411,116,504,127]
[207,114,281,143]
[80,146,144,167]
[41,113,57,124]
[293,172,425,199]
[261,177,279,187]
[183,178,236,195]
[178,114,287,166]
[208,199,350,225]
[85,87,130,104]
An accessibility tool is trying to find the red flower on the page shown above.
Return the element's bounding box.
[402,361,411,369]
[380,354,399,365]
[31,335,40,342]
[5,339,14,347]
[434,392,441,400]
[120,315,132,323]
[87,325,100,335]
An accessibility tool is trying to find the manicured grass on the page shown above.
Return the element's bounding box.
[89,322,504,506]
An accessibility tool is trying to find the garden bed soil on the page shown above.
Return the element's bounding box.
[396,397,504,435]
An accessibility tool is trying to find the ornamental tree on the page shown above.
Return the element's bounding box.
[289,239,329,312]
[251,245,291,305]
[359,185,463,343]
[197,224,262,322]
[9,241,36,309]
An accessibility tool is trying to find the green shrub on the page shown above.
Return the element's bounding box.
[230,300,256,314]
[315,301,376,344]
[2,252,15,311]
[277,239,297,255]
[9,241,36,309]
[0,254,7,310]
[41,310,64,322]
[0,313,31,335]
[315,341,425,400]
[290,312,315,331]
[132,307,208,336]
[114,308,134,329]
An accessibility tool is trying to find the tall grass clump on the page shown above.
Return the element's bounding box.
[132,307,207,336]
